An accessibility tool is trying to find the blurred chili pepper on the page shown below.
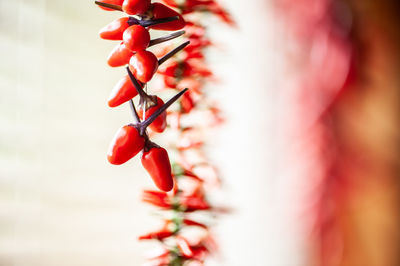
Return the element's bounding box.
[176,236,194,257]
[138,221,174,240]
[141,190,171,208]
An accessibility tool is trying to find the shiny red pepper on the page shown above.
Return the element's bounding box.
[129,50,159,83]
[107,125,145,165]
[97,0,124,11]
[149,3,186,31]
[142,146,174,192]
[107,42,133,67]
[123,25,150,52]
[137,97,167,133]
[99,17,129,40]
[122,0,151,15]
[108,74,139,107]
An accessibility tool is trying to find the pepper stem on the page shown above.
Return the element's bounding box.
[126,67,152,102]
[149,31,185,47]
[138,17,179,27]
[158,41,190,66]
[129,99,141,123]
[141,88,188,129]
[94,1,123,11]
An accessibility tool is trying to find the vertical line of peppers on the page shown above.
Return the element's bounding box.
[95,0,234,265]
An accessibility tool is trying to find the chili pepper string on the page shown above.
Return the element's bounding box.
[95,0,234,265]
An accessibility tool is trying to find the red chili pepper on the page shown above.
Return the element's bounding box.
[107,42,133,67]
[180,89,195,113]
[97,0,124,11]
[141,190,171,208]
[129,50,159,83]
[138,221,173,240]
[123,25,150,52]
[149,3,185,31]
[183,218,208,229]
[122,0,151,15]
[137,97,167,133]
[142,146,174,192]
[180,195,210,212]
[108,74,139,107]
[107,125,145,165]
[99,17,129,40]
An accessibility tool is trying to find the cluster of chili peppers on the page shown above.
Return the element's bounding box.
[95,0,233,265]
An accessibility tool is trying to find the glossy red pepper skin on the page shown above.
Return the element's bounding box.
[108,74,139,107]
[107,125,145,165]
[137,97,167,133]
[123,25,150,52]
[99,17,129,40]
[107,42,133,67]
[149,3,186,31]
[122,0,150,15]
[129,50,159,83]
[142,147,174,192]
[97,0,124,11]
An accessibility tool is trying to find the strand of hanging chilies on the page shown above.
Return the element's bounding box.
[95,0,233,264]
[139,2,234,265]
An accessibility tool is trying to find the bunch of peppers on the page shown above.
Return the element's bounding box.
[95,0,233,265]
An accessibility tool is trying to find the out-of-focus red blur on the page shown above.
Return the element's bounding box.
[277,1,400,265]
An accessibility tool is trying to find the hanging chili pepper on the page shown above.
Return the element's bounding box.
[129,41,190,83]
[123,25,150,52]
[99,17,130,40]
[129,50,159,83]
[142,145,174,192]
[180,89,195,113]
[138,220,174,240]
[107,42,133,67]
[149,3,186,31]
[96,0,124,11]
[141,190,171,208]
[122,0,151,15]
[108,74,139,107]
[182,218,208,229]
[107,125,145,165]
